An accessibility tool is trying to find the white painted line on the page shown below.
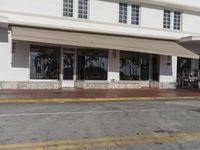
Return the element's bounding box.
[0,108,186,117]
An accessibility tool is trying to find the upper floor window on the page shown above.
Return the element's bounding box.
[119,3,128,23]
[163,10,171,29]
[78,0,88,19]
[174,12,181,30]
[63,0,73,17]
[131,5,140,25]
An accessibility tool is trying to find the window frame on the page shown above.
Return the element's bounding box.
[131,4,140,25]
[77,49,108,81]
[119,3,128,24]
[78,0,89,19]
[163,10,171,29]
[120,51,150,81]
[29,45,60,80]
[63,0,74,17]
[173,11,182,30]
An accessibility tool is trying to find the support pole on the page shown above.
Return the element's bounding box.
[59,47,64,85]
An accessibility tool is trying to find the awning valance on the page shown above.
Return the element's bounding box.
[11,26,199,59]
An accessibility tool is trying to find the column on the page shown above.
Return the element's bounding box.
[59,47,64,83]
[159,55,177,89]
[108,49,120,82]
[73,48,77,81]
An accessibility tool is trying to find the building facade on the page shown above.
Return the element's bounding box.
[0,0,199,89]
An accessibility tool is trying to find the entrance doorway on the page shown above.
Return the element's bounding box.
[150,55,160,87]
[62,48,75,88]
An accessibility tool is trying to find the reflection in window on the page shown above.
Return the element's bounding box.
[177,57,191,77]
[64,52,74,80]
[120,51,150,80]
[30,46,60,79]
[141,54,150,80]
[77,49,108,80]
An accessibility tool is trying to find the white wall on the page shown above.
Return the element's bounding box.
[159,55,177,83]
[0,0,200,39]
[141,5,163,29]
[0,28,29,81]
[183,12,200,33]
[90,0,118,23]
[108,50,120,82]
[0,0,63,17]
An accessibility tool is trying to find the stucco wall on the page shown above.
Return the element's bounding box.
[159,55,177,89]
[0,0,200,39]
[0,28,29,81]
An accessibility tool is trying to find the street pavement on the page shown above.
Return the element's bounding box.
[0,100,200,150]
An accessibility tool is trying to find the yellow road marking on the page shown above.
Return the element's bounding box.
[28,135,200,150]
[0,96,200,104]
[1,132,200,149]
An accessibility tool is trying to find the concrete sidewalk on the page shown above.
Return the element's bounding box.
[0,88,200,103]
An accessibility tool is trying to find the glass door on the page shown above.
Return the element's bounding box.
[62,49,74,87]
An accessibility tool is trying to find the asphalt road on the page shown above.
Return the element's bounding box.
[0,100,200,150]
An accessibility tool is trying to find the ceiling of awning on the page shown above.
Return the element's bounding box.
[11,26,199,59]
[179,36,200,56]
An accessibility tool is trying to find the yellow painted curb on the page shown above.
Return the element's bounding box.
[0,96,200,104]
[0,131,200,149]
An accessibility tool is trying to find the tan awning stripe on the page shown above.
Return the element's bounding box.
[11,26,199,59]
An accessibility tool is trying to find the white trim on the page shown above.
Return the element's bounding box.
[0,15,8,28]
[125,0,200,13]
[179,36,200,43]
[29,80,59,82]
[3,10,200,40]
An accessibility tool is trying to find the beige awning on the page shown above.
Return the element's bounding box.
[11,26,199,59]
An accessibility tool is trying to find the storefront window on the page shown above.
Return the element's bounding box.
[30,46,60,79]
[77,49,108,80]
[120,51,150,80]
[177,57,191,77]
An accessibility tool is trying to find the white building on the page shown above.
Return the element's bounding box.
[0,0,199,89]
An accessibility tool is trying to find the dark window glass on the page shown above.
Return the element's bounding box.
[174,12,181,30]
[199,59,200,70]
[63,51,74,80]
[163,10,171,29]
[77,49,108,80]
[30,46,60,80]
[141,54,150,80]
[152,55,160,81]
[120,51,150,80]
[177,57,191,77]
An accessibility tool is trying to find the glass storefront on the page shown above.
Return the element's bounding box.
[77,49,108,80]
[120,51,150,80]
[177,57,191,78]
[30,46,159,84]
[30,46,60,80]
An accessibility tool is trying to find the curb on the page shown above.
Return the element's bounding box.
[0,96,200,104]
